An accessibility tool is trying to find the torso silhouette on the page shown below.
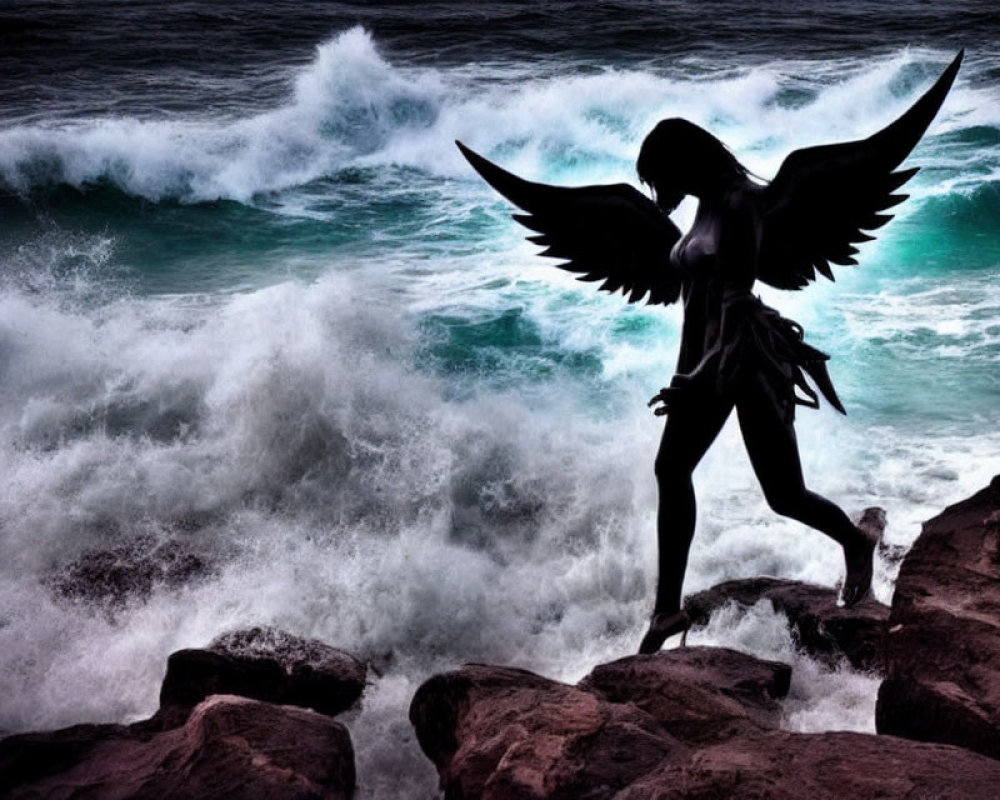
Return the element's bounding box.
[670,187,773,400]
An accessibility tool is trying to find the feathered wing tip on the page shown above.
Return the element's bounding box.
[456,140,555,213]
[456,141,684,307]
[758,51,963,292]
[867,49,963,171]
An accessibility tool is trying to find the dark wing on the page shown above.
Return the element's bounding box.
[758,50,962,290]
[456,141,683,305]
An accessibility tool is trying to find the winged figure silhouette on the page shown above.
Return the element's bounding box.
[457,51,962,654]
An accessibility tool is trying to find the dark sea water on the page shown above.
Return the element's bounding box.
[2,2,999,796]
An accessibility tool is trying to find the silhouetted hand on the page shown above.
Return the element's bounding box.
[648,375,692,416]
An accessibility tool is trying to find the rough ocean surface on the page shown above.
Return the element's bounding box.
[1,3,999,797]
[4,477,997,798]
[406,478,1000,798]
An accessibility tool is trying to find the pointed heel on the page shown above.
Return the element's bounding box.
[638,610,691,655]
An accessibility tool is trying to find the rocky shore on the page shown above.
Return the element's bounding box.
[0,627,365,799]
[2,476,998,798]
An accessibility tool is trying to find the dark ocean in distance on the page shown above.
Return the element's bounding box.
[2,2,999,796]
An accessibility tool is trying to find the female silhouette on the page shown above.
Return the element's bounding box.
[457,52,961,653]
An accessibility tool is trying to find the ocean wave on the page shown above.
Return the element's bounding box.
[0,28,445,203]
[2,265,997,728]
[841,271,1000,356]
[0,32,995,206]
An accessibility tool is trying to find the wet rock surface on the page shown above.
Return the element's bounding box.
[159,626,367,722]
[46,535,210,612]
[877,475,1000,760]
[409,663,682,800]
[579,647,790,744]
[410,651,1000,800]
[614,729,1000,800]
[0,695,355,800]
[686,576,889,672]
[0,628,364,799]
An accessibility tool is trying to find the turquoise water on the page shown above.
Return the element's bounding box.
[1,16,999,797]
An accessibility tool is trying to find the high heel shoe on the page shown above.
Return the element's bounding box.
[637,609,691,655]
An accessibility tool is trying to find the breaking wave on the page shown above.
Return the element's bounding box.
[0,30,995,206]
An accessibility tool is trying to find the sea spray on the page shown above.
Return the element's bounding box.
[1,13,999,799]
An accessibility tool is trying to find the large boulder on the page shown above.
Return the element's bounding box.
[409,663,683,800]
[616,729,1000,799]
[579,647,790,744]
[686,576,889,672]
[158,626,366,724]
[1,629,366,798]
[410,649,1000,800]
[876,476,1000,760]
[0,695,355,800]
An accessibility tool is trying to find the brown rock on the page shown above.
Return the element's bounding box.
[876,476,1000,759]
[46,536,210,614]
[0,695,355,799]
[158,626,366,723]
[409,664,683,799]
[411,652,1000,800]
[686,576,889,672]
[616,730,1000,799]
[579,647,790,744]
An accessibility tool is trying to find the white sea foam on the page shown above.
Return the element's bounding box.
[0,28,446,202]
[1,258,996,732]
[1,31,999,798]
[695,602,881,733]
[841,275,1000,355]
[0,32,995,205]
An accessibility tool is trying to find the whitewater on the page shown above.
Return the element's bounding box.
[1,19,999,799]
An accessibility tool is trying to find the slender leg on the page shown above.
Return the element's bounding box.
[638,392,732,655]
[652,391,734,615]
[736,385,876,605]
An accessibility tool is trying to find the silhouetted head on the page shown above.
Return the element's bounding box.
[637,118,748,211]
